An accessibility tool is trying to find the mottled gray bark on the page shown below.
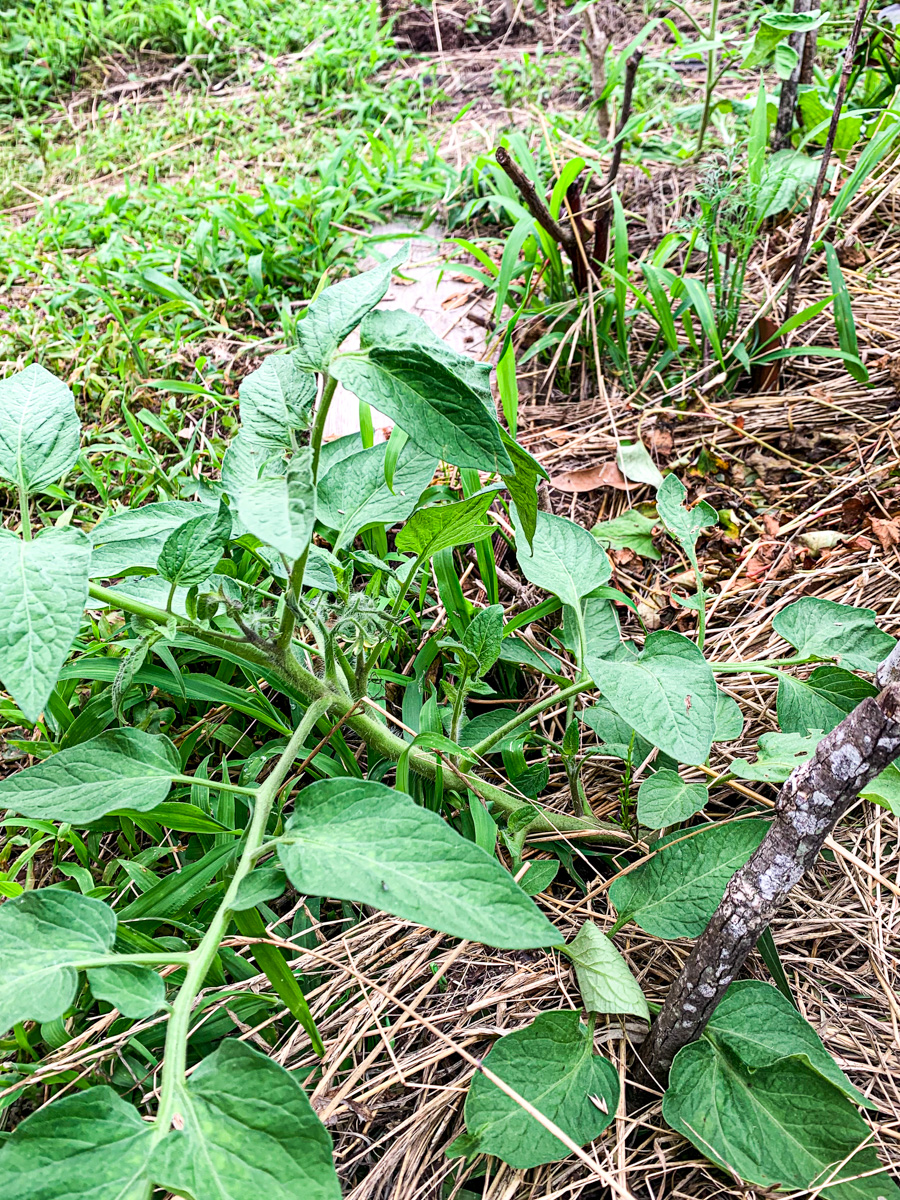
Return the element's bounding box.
[644,681,900,1082]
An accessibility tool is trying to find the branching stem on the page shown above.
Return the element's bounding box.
[153,699,328,1139]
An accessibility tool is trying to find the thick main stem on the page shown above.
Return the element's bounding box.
[90,583,628,843]
[153,699,328,1136]
[644,681,900,1082]
[277,373,338,653]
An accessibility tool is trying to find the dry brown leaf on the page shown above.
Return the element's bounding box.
[762,513,781,538]
[441,288,478,310]
[550,462,627,492]
[836,236,867,269]
[869,516,900,552]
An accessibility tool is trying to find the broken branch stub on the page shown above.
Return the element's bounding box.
[643,681,900,1082]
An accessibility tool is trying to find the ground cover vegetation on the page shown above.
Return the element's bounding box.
[1,1,900,1198]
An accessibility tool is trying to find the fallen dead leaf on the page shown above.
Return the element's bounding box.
[836,236,867,269]
[799,531,842,552]
[869,515,900,552]
[441,287,479,310]
[550,462,627,492]
[762,513,780,537]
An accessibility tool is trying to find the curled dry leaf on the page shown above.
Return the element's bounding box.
[869,515,900,552]
[549,462,627,492]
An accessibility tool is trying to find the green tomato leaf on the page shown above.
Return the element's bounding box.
[609,820,768,938]
[514,510,612,610]
[656,473,717,555]
[361,307,494,400]
[294,255,401,373]
[562,920,650,1020]
[1,890,116,1034]
[238,450,315,562]
[0,527,91,722]
[664,1047,896,1200]
[742,8,828,70]
[713,689,744,742]
[776,666,876,736]
[579,700,675,767]
[447,1011,619,1168]
[237,354,317,444]
[773,598,895,672]
[774,40,799,79]
[499,432,547,550]
[303,544,339,592]
[570,596,630,662]
[316,440,436,550]
[332,343,511,473]
[616,440,664,490]
[517,859,559,895]
[157,501,231,589]
[462,604,504,676]
[0,364,80,497]
[587,630,718,766]
[860,760,900,815]
[89,500,212,578]
[221,432,288,504]
[395,489,498,560]
[636,769,707,829]
[277,778,558,949]
[730,729,822,782]
[705,980,873,1107]
[592,509,660,560]
[86,964,167,1019]
[757,148,822,220]
[149,1039,340,1200]
[232,866,287,911]
[0,727,179,823]
[0,1086,153,1200]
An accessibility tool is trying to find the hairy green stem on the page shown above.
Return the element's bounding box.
[18,486,31,543]
[153,699,329,1139]
[309,374,338,484]
[276,372,338,654]
[89,583,627,842]
[711,656,818,674]
[695,0,720,156]
[78,953,193,968]
[170,775,259,797]
[468,678,591,758]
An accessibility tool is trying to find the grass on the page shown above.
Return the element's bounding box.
[0,0,455,472]
[0,0,330,116]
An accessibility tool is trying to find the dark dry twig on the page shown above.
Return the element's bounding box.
[782,0,869,322]
[494,145,575,257]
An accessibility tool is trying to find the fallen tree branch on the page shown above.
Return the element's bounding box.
[643,679,900,1082]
